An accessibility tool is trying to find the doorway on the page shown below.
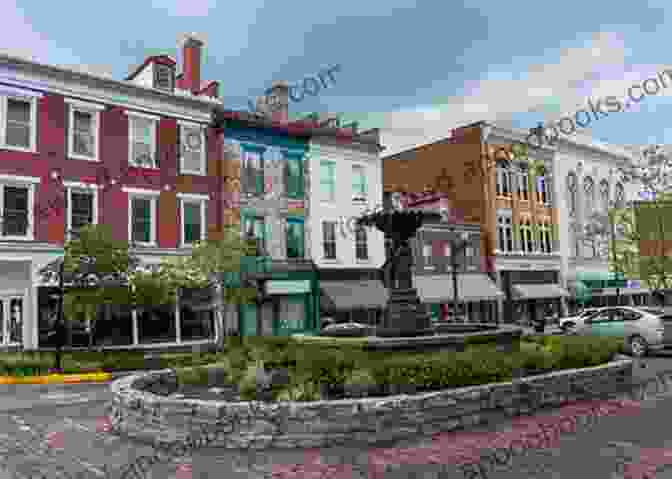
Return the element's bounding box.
[0,292,24,346]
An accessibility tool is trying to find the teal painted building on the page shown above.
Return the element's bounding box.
[218,113,320,336]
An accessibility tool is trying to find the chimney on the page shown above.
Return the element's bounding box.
[180,33,203,94]
[263,81,289,123]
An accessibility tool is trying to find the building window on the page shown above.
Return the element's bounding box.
[567,172,577,217]
[496,164,511,196]
[285,155,304,199]
[138,305,177,344]
[65,100,104,161]
[520,218,534,254]
[600,179,610,212]
[286,218,305,259]
[518,170,529,200]
[615,182,625,208]
[352,165,367,201]
[583,176,594,216]
[539,221,552,253]
[536,176,548,204]
[497,214,513,252]
[423,242,432,261]
[322,221,337,259]
[154,63,175,92]
[125,190,158,246]
[178,122,206,175]
[179,306,214,341]
[179,194,207,246]
[320,160,336,202]
[242,148,264,195]
[0,96,37,152]
[0,181,35,240]
[243,216,266,253]
[127,113,158,168]
[65,184,98,239]
[355,225,368,260]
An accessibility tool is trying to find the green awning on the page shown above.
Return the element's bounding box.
[569,280,592,301]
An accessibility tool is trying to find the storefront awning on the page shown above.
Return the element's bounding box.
[512,284,569,299]
[595,287,651,296]
[413,274,504,303]
[321,280,389,311]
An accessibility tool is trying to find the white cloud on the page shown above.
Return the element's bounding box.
[379,31,640,156]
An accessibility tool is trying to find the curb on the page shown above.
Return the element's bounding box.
[0,372,112,384]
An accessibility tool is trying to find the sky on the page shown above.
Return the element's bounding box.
[2,0,672,156]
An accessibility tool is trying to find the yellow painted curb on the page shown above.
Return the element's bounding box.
[0,372,112,384]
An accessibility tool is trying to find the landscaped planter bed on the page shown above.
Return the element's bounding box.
[106,335,633,450]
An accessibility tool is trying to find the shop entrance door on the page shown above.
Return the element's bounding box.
[0,293,24,346]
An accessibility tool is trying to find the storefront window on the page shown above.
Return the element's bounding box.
[180,305,215,341]
[93,304,133,346]
[138,305,176,344]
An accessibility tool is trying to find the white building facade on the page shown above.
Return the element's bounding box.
[552,133,647,311]
[306,133,388,324]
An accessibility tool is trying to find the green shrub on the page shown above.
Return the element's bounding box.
[276,381,322,401]
[238,361,264,401]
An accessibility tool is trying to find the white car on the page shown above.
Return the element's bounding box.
[559,308,603,332]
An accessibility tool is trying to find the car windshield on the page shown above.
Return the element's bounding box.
[639,308,665,316]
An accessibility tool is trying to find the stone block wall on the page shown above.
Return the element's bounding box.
[108,359,633,450]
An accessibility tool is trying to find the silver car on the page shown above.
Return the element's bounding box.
[559,308,602,332]
[573,306,672,357]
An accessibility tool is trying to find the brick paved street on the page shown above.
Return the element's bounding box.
[1,358,672,478]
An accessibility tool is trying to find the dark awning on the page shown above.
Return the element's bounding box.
[321,280,389,311]
[512,284,569,299]
[413,274,504,302]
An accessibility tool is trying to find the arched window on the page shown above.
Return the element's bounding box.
[583,176,595,215]
[539,220,552,253]
[600,179,610,212]
[496,163,511,196]
[520,217,534,254]
[567,172,577,217]
[615,182,625,208]
[517,168,529,201]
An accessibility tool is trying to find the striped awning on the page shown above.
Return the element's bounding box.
[413,274,504,302]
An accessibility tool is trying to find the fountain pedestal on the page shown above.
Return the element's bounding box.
[380,288,433,336]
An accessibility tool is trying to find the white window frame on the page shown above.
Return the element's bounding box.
[518,171,529,200]
[178,192,208,247]
[322,221,337,259]
[0,175,39,241]
[520,218,534,254]
[320,160,336,203]
[63,181,101,240]
[65,99,104,162]
[125,111,159,169]
[354,224,368,261]
[496,211,513,253]
[177,120,207,176]
[0,95,38,153]
[351,164,367,202]
[123,187,159,246]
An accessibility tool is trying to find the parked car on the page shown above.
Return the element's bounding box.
[559,308,602,332]
[573,306,672,357]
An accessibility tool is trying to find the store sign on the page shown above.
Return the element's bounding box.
[265,280,311,295]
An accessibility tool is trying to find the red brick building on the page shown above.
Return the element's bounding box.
[0,34,225,349]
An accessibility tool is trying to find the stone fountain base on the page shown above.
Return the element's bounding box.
[377,288,434,337]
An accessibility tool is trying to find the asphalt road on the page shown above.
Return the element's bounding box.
[0,354,671,478]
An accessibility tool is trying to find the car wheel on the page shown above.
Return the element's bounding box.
[629,335,648,358]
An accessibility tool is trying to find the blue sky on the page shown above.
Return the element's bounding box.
[3,0,672,155]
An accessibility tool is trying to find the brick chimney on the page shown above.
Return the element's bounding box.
[180,33,203,94]
[263,81,289,123]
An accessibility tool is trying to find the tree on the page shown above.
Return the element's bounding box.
[579,212,611,259]
[156,225,258,351]
[617,146,672,304]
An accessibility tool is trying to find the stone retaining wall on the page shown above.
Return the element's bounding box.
[107,359,633,450]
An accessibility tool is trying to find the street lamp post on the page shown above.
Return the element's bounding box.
[450,229,470,322]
